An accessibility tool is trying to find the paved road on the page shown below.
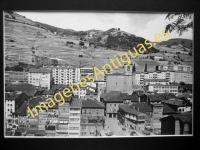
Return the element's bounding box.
[105,118,130,136]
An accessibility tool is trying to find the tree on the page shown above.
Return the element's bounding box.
[144,63,147,72]
[5,66,11,71]
[51,59,58,66]
[132,64,136,73]
[164,13,193,36]
[79,41,84,46]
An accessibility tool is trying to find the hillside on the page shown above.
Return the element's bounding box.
[159,38,192,50]
[4,11,193,71]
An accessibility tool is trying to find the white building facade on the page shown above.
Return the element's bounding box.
[28,68,52,89]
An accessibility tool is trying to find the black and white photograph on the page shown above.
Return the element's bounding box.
[4,11,193,138]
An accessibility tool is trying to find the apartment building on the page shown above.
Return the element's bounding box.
[118,104,147,131]
[150,103,163,134]
[44,66,80,85]
[148,83,179,95]
[68,98,82,137]
[174,71,193,84]
[161,65,192,72]
[5,93,16,120]
[133,71,175,85]
[57,96,72,137]
[28,68,52,89]
[80,67,93,78]
[5,71,28,84]
[80,99,105,136]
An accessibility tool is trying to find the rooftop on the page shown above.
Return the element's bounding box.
[5,92,17,100]
[161,93,177,100]
[5,84,36,92]
[42,89,56,95]
[148,94,165,102]
[24,89,37,97]
[172,111,192,123]
[161,99,185,106]
[129,102,152,113]
[119,104,144,116]
[13,101,27,116]
[70,98,82,107]
[101,91,128,102]
[82,99,104,108]
[29,68,51,73]
[163,103,178,114]
[160,111,192,123]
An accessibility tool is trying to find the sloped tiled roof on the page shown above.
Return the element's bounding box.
[70,98,82,107]
[161,93,177,100]
[172,111,192,123]
[13,101,27,116]
[130,102,152,113]
[119,104,144,116]
[5,84,36,92]
[101,91,127,102]
[161,99,185,107]
[42,89,56,95]
[27,97,41,108]
[82,99,104,108]
[29,68,51,73]
[148,93,165,102]
[163,103,177,114]
[24,89,37,97]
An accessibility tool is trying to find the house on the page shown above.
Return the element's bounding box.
[5,93,17,120]
[118,104,147,131]
[150,103,164,134]
[145,92,165,105]
[129,102,152,128]
[161,99,192,113]
[100,91,139,118]
[82,99,104,116]
[80,99,105,136]
[160,111,192,135]
[154,56,164,61]
[161,93,177,100]
[85,89,98,101]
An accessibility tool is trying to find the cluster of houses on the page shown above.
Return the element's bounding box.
[4,63,192,136]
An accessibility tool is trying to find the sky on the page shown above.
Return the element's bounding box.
[15,11,193,41]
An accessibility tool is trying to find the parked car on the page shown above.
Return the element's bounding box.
[105,130,113,136]
[100,131,106,136]
[122,127,126,131]
[130,131,137,136]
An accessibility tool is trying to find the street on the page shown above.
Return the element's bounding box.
[104,117,130,136]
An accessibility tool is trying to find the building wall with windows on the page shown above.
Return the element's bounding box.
[174,71,193,84]
[82,108,104,116]
[5,71,28,84]
[151,104,163,134]
[5,99,15,119]
[133,70,193,85]
[148,84,179,95]
[44,66,80,85]
[162,65,192,72]
[28,68,52,89]
[69,107,81,137]
[106,102,122,118]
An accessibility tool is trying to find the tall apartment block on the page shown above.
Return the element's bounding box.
[28,68,53,89]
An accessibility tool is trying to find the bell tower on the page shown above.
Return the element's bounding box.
[124,61,133,75]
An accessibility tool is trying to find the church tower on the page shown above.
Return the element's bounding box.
[124,61,133,75]
[123,61,133,93]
